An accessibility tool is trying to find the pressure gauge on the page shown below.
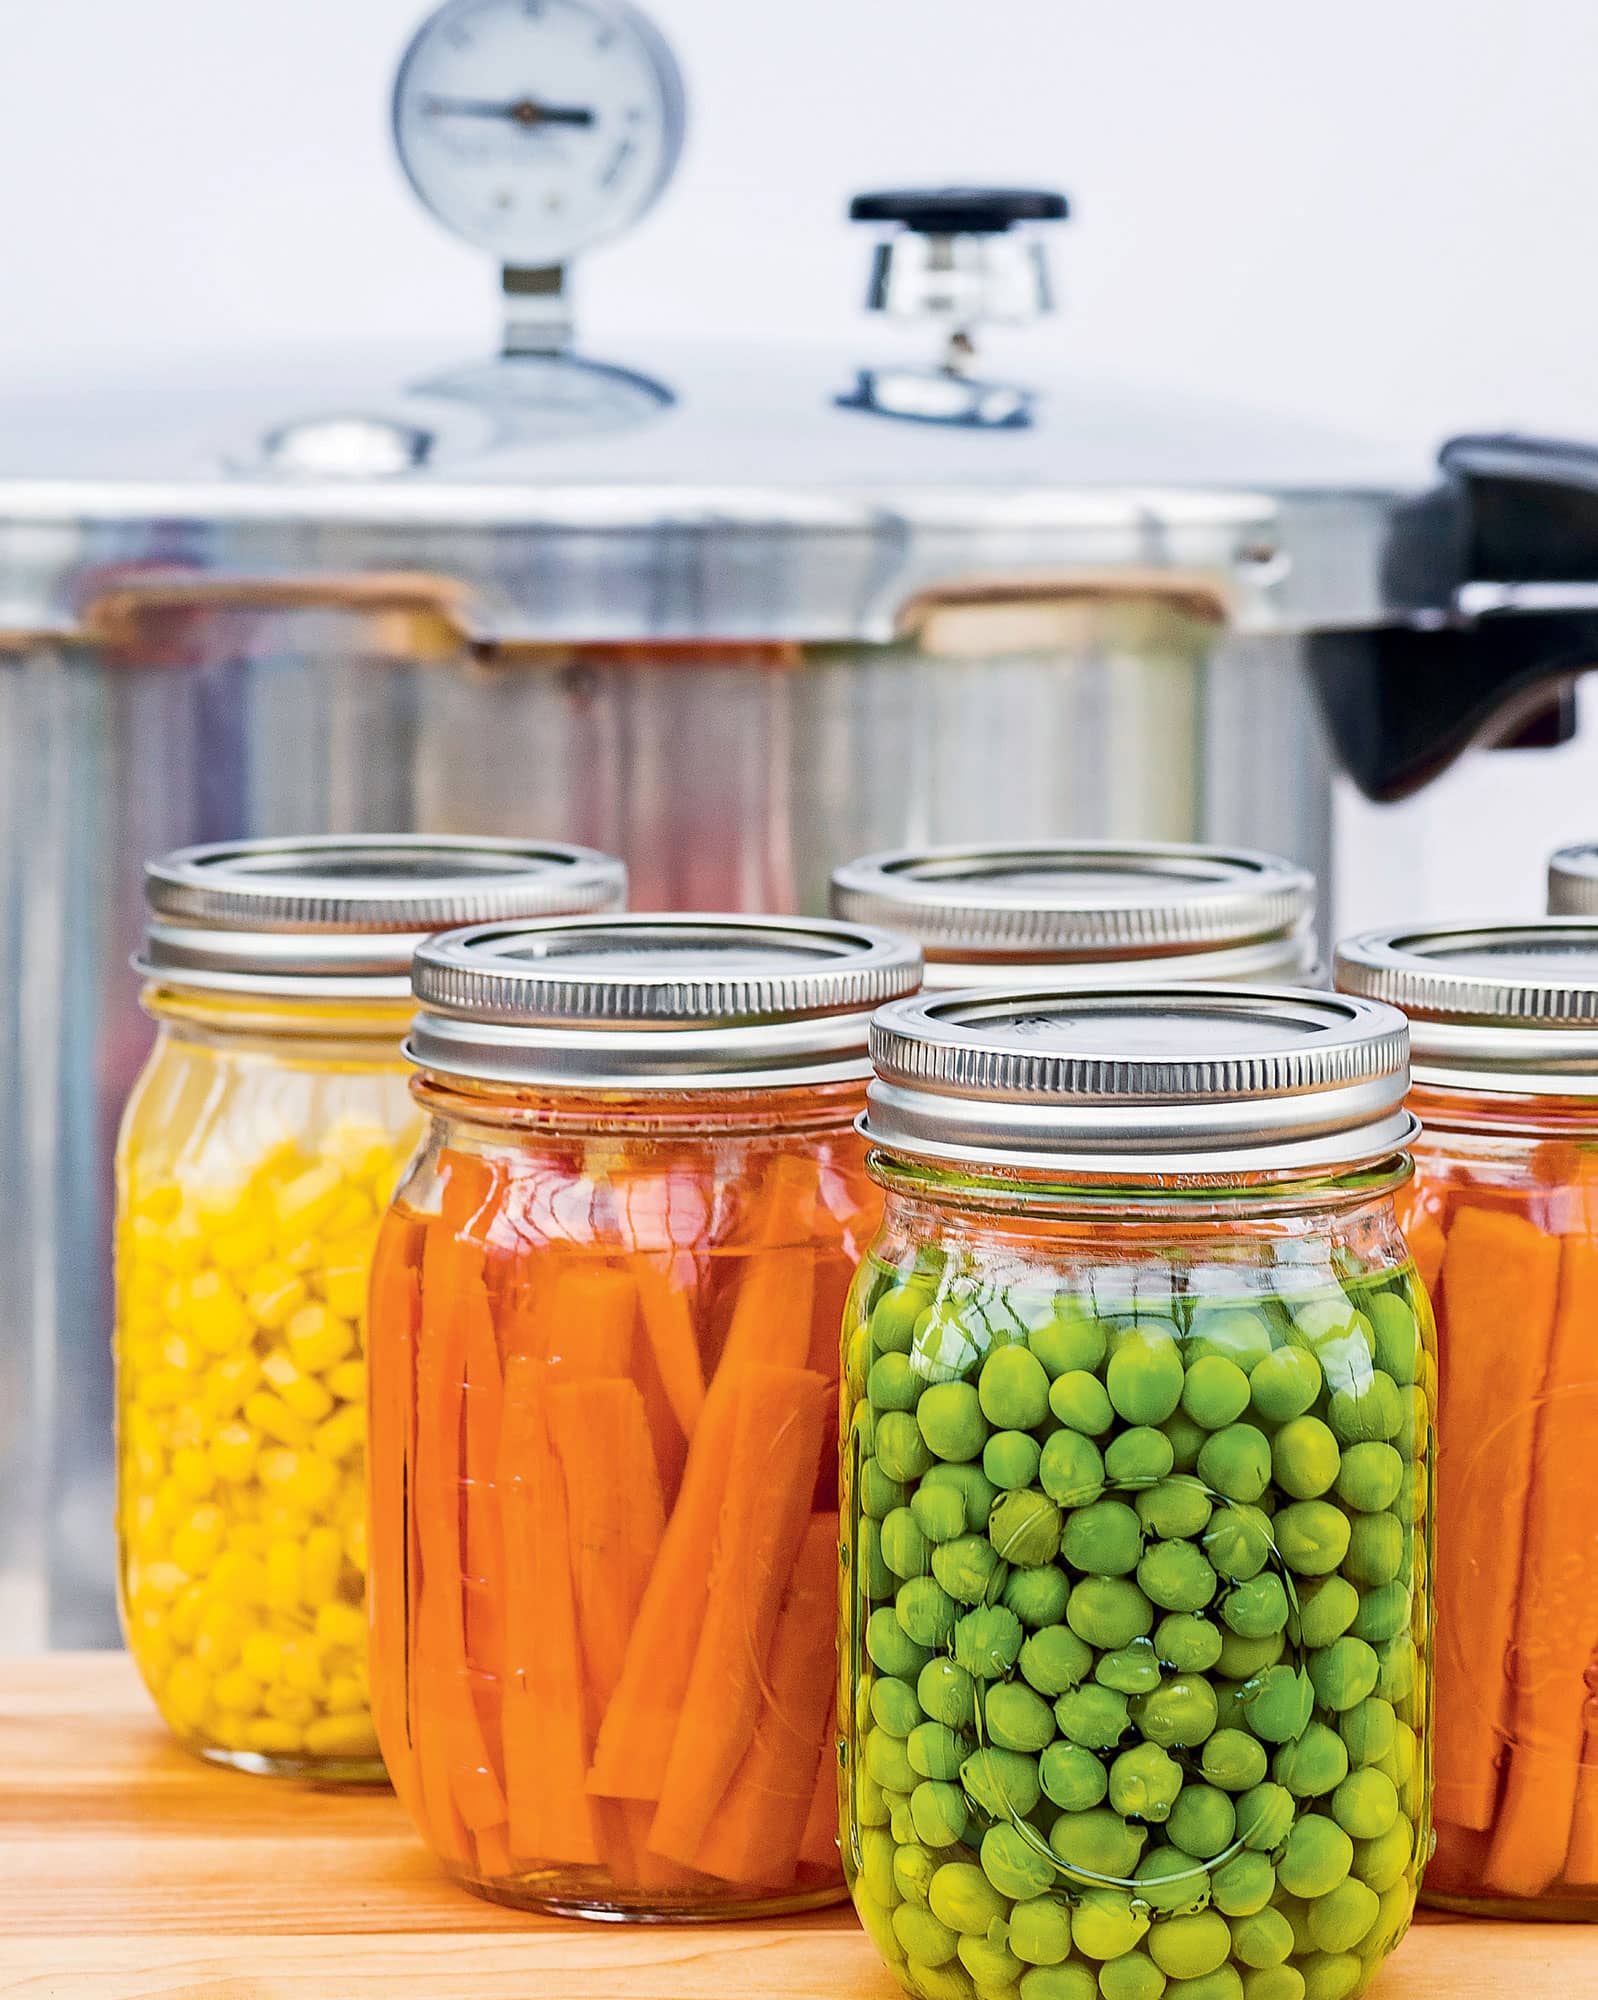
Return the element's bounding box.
[393,0,685,270]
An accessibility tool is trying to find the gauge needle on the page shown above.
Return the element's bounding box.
[422,94,595,127]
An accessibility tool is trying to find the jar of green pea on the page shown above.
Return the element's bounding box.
[841,987,1433,2000]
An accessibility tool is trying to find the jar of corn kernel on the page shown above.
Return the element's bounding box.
[115,835,626,1780]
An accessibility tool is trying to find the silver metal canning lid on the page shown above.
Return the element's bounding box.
[1336,922,1598,1092]
[1549,845,1598,916]
[863,986,1414,1175]
[407,913,924,1089]
[138,835,628,998]
[830,841,1316,987]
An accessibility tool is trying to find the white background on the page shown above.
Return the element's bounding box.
[3,0,1597,930]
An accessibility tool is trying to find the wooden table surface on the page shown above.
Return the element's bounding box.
[1,1655,1594,1998]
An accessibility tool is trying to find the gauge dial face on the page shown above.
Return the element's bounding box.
[393,0,684,266]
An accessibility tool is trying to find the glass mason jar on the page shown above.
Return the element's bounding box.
[831,842,1318,993]
[841,986,1434,2000]
[367,913,922,1915]
[115,835,625,1779]
[1548,843,1598,914]
[1338,921,1598,1917]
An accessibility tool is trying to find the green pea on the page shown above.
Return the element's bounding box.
[1071,1889,1151,1960]
[1231,1908,1295,1970]
[1020,1623,1095,1696]
[1212,1849,1276,1917]
[1186,1307,1276,1373]
[1134,1540,1217,1616]
[1182,1356,1252,1431]
[1249,1345,1323,1424]
[914,1482,974,1545]
[980,1344,1052,1430]
[919,1381,990,1462]
[1196,1424,1272,1504]
[1353,1816,1415,1895]
[953,1605,1025,1679]
[1029,1303,1108,1379]
[1040,1430,1108,1509]
[1344,1513,1404,1588]
[1108,1741,1185,1822]
[986,1428,1044,1491]
[1273,1721,1348,1798]
[912,1304,990,1386]
[933,1533,1005,1606]
[1097,1638,1164,1695]
[870,1350,924,1412]
[1161,1413,1209,1475]
[1051,1370,1116,1437]
[908,1720,968,1781]
[1366,1293,1418,1387]
[1338,1697,1396,1768]
[894,1838,939,1906]
[919,1656,978,1728]
[855,1764,890,1829]
[1211,1682,1250,1731]
[1021,1966,1099,2000]
[889,1797,917,1850]
[1165,1968,1245,2000]
[1149,1910,1231,1980]
[1200,1728,1268,1791]
[986,1681,1058,1754]
[1277,1813,1354,1898]
[1133,1676,1218,1750]
[962,1745,1042,1819]
[1107,1331,1186,1426]
[879,1506,929,1583]
[1273,1501,1352,1577]
[976,1825,1055,1907]
[1308,1637,1380,1712]
[1006,1565,1072,1630]
[871,1675,923,1737]
[1063,1500,1145,1578]
[867,1605,932,1678]
[1268,1417,1339,1502]
[1382,1721,1418,1792]
[899,1576,960,1648]
[991,1489,1064,1567]
[865,1725,918,1792]
[879,1409,937,1482]
[1328,1372,1405,1445]
[960,1933,1026,1990]
[1215,1628,1285,1681]
[893,1899,961,1965]
[1133,1845,1211,1915]
[1296,1574,1360,1649]
[1099,1951,1169,2000]
[1235,1781,1296,1851]
[1374,1636,1417,1705]
[902,1963,974,2000]
[1049,1806,1147,1882]
[924,1460,999,1531]
[929,1858,1010,1937]
[1137,1477,1213,1541]
[1240,1666,1314,1744]
[1203,1509,1272,1590]
[862,1457,911,1520]
[1156,1613,1225,1674]
[1167,1783,1237,1862]
[1225,1572,1293,1640]
[861,1517,896,1601]
[910,1778,970,1848]
[1041,1738,1110,1811]
[1056,1684,1132,1750]
[1331,1767,1398,1840]
[1241,1971,1305,2000]
[1067,1577,1155,1650]
[1106,1426,1177,1487]
[1009,1895,1077,1966]
[871,1281,936,1355]
[1334,1441,1403,1515]
[1308,1876,1380,1955]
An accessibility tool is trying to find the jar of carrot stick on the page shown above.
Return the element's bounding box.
[116,836,625,1781]
[1337,921,1598,1917]
[843,986,1433,2000]
[368,913,922,1916]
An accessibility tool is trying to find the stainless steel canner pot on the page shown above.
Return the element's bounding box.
[10,3,1598,1647]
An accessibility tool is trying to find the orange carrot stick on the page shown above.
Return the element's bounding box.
[1566,1735,1598,1885]
[716,1159,820,1379]
[633,1256,707,1436]
[693,1512,839,1886]
[367,1213,424,1820]
[648,1366,831,1864]
[798,1740,841,1871]
[1432,1205,1563,1831]
[543,1263,637,1379]
[460,1276,506,1782]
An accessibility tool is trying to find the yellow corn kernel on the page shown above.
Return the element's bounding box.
[211,1666,261,1713]
[324,1358,366,1404]
[262,1352,335,1424]
[261,1688,319,1728]
[321,1262,370,1324]
[160,1330,203,1376]
[229,1521,270,1557]
[243,1391,313,1450]
[284,1303,356,1377]
[319,1117,392,1177]
[209,1711,254,1752]
[192,1600,245,1673]
[278,1237,322,1274]
[185,1271,253,1355]
[130,1442,166,1491]
[280,1636,327,1697]
[142,1367,189,1411]
[170,1446,215,1500]
[302,1526,345,1607]
[343,1512,368,1575]
[167,1403,207,1452]
[169,1503,226,1576]
[313,1404,364,1464]
[245,1717,304,1755]
[325,1673,366,1715]
[241,1630,284,1683]
[209,1420,259,1484]
[162,1215,209,1273]
[167,1583,207,1648]
[131,1181,183,1224]
[273,1163,343,1240]
[285,1454,338,1513]
[303,1714,380,1759]
[191,1177,250,1225]
[125,1331,165,1378]
[210,1220,273,1274]
[128,1604,175,1683]
[164,1657,211,1728]
[265,1540,301,1613]
[314,1601,366,1653]
[209,1547,267,1606]
[246,1263,309,1333]
[154,1479,189,1528]
[127,1493,165,1559]
[204,1351,262,1421]
[124,1262,167,1313]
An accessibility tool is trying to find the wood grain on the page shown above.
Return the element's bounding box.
[0,1656,1593,1998]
